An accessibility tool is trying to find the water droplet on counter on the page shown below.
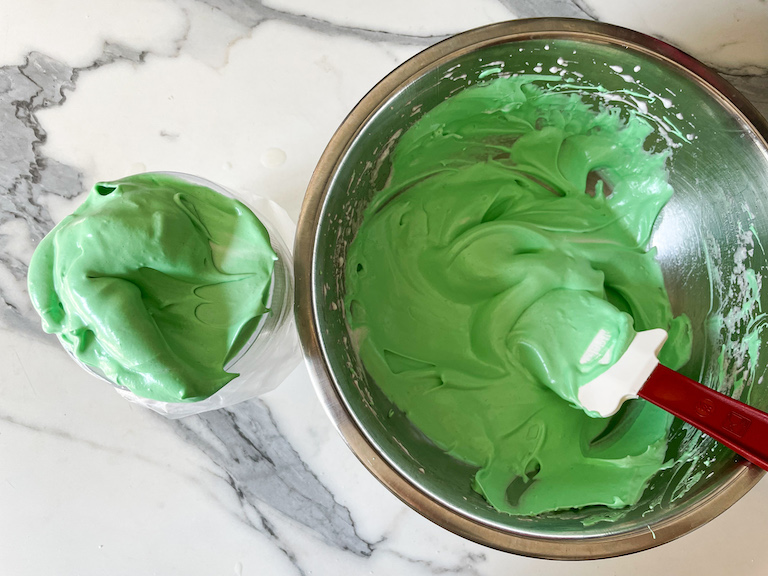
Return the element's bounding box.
[260,147,286,168]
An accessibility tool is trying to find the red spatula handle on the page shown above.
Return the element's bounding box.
[640,364,768,471]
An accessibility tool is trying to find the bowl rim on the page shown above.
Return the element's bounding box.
[294,17,768,560]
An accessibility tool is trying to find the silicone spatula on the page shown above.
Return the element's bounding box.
[578,329,768,471]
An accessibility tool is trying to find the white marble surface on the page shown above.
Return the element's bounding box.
[1,1,767,574]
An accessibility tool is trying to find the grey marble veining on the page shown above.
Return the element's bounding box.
[497,0,597,20]
[199,0,450,45]
[721,73,768,121]
[0,53,82,332]
[0,45,156,334]
[173,402,373,557]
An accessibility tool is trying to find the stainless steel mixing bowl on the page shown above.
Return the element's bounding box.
[295,18,768,559]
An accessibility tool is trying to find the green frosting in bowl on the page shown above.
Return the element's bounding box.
[28,173,276,403]
[345,76,692,516]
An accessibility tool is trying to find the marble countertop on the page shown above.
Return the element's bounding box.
[2,1,767,574]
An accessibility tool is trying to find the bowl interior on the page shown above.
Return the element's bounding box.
[310,33,768,546]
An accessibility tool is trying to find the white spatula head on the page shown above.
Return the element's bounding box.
[577,328,669,417]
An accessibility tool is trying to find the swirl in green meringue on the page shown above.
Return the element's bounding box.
[345,76,692,516]
[28,173,276,403]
